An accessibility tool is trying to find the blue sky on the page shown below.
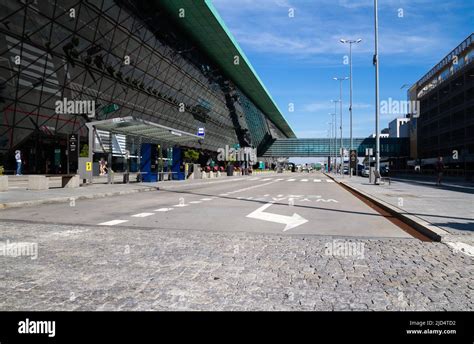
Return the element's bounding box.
[212,0,474,139]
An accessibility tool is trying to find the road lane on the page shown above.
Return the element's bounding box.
[0,173,413,239]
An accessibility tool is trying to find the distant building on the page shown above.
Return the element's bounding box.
[369,131,389,139]
[389,117,410,138]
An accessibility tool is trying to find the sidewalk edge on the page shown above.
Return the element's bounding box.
[323,173,449,242]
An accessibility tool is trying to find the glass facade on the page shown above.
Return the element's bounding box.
[0,0,287,173]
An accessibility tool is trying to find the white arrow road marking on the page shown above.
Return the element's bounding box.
[98,219,128,226]
[246,202,308,231]
[313,179,321,182]
[131,212,154,217]
[155,208,173,212]
[446,242,474,257]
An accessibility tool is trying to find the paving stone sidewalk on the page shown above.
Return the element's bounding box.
[0,221,472,311]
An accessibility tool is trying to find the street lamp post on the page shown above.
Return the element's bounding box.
[340,38,361,157]
[330,100,339,173]
[328,113,336,172]
[327,121,332,172]
[373,0,380,182]
[333,77,348,176]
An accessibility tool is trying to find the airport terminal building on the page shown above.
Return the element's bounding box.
[0,0,295,174]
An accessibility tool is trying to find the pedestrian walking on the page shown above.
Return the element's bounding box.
[15,150,22,175]
[435,156,444,186]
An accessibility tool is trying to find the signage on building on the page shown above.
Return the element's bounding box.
[197,127,205,137]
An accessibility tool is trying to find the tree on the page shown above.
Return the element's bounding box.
[183,149,199,163]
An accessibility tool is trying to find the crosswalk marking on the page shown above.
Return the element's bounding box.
[314,179,321,182]
[287,178,296,182]
[326,179,334,183]
[301,179,308,182]
[262,178,272,181]
[98,220,128,226]
[275,178,284,181]
[131,212,154,217]
[155,208,173,212]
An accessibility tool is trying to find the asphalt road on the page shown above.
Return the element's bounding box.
[0,172,412,239]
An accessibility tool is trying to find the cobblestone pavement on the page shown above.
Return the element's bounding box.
[0,221,472,311]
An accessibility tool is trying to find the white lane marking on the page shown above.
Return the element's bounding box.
[446,242,474,257]
[155,208,173,212]
[246,202,308,231]
[226,181,279,195]
[246,197,254,200]
[189,201,202,204]
[219,193,229,196]
[287,179,296,182]
[301,179,308,182]
[326,179,334,183]
[131,212,154,218]
[313,179,321,182]
[262,178,272,181]
[249,177,260,181]
[174,204,189,207]
[200,198,213,201]
[275,178,284,181]
[264,194,270,197]
[98,220,128,226]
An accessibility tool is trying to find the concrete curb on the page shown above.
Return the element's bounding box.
[323,172,450,242]
[0,186,159,210]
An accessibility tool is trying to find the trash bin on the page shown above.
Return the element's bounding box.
[227,164,234,176]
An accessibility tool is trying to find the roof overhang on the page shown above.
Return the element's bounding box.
[86,116,203,144]
[157,0,296,138]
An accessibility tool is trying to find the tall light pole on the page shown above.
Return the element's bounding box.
[373,0,380,181]
[333,77,349,176]
[329,113,336,172]
[331,100,340,173]
[327,121,332,171]
[340,38,362,155]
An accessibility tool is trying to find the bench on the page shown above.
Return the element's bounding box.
[28,174,80,190]
[374,170,391,185]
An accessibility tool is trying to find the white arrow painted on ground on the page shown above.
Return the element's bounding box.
[246,202,308,231]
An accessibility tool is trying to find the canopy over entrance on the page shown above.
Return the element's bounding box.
[86,116,203,146]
